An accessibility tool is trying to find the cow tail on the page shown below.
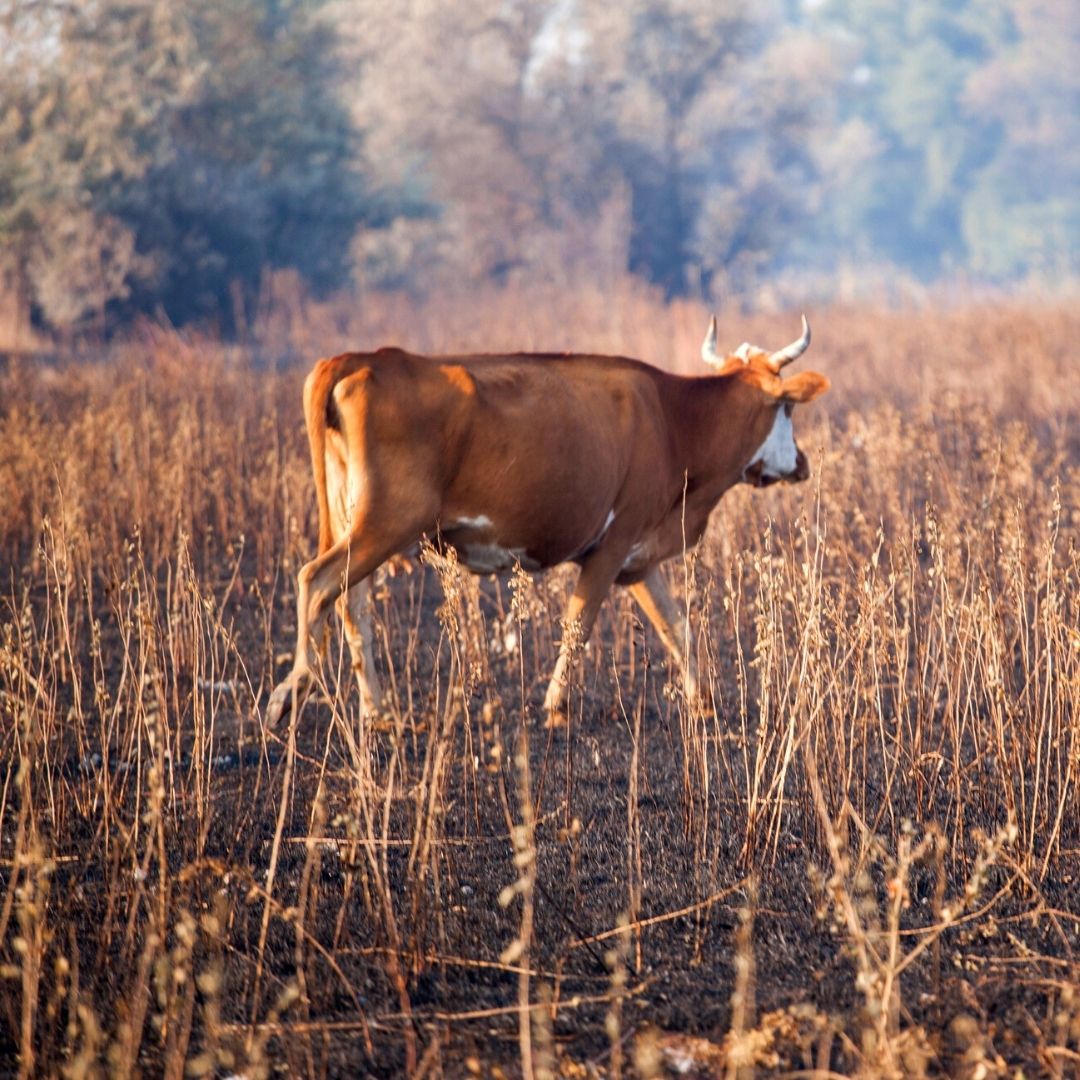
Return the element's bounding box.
[302,358,338,556]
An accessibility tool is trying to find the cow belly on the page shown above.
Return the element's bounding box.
[457,543,541,574]
[616,512,709,583]
[438,490,614,570]
[620,541,651,576]
[435,522,541,574]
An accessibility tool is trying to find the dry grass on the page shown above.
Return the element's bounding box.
[0,286,1078,1077]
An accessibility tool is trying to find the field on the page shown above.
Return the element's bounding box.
[1,286,1078,1078]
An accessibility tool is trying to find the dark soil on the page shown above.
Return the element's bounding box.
[2,563,1078,1080]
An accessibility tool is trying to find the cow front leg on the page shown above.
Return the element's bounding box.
[627,566,701,705]
[543,552,623,724]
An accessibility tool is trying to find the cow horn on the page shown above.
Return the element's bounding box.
[768,314,811,370]
[701,315,723,368]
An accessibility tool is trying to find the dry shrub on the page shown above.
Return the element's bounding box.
[0,285,1077,1075]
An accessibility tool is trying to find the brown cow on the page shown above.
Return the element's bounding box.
[265,317,828,728]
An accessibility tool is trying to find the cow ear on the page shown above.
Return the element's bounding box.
[779,371,829,404]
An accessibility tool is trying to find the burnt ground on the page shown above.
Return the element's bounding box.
[190,679,1079,1078]
[2,562,1079,1080]
[233,696,1078,1078]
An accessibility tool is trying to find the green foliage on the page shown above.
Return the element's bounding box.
[0,0,376,331]
[119,0,371,324]
[613,0,756,296]
[798,0,1078,285]
[801,0,994,276]
[960,0,1080,280]
[0,0,1076,335]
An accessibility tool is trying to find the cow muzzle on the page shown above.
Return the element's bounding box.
[791,447,810,482]
[742,447,810,487]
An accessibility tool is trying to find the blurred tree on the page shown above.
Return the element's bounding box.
[346,0,624,290]
[348,0,831,300]
[962,0,1080,279]
[0,0,192,333]
[581,0,756,295]
[800,0,1003,279]
[0,0,377,334]
[681,13,842,298]
[4,0,1076,333]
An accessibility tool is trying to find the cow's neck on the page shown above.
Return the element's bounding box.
[671,373,764,499]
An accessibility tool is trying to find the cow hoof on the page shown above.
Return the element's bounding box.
[265,675,311,730]
[544,707,569,730]
[685,687,715,716]
[360,690,392,720]
[366,703,398,733]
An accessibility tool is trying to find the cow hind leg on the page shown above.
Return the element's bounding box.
[327,452,383,714]
[338,578,383,715]
[265,521,421,730]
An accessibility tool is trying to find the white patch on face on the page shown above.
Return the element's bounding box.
[747,408,797,479]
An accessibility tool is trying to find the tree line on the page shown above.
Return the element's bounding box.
[0,0,1076,337]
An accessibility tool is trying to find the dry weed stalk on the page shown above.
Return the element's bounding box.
[805,724,1017,1076]
[724,879,758,1080]
[499,716,539,1079]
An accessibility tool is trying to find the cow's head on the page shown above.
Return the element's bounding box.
[701,314,829,487]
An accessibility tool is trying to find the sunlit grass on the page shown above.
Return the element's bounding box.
[1,288,1077,1075]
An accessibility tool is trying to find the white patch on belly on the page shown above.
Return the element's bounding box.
[448,514,494,530]
[459,544,540,574]
[746,408,797,479]
[621,540,649,573]
[571,508,617,560]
